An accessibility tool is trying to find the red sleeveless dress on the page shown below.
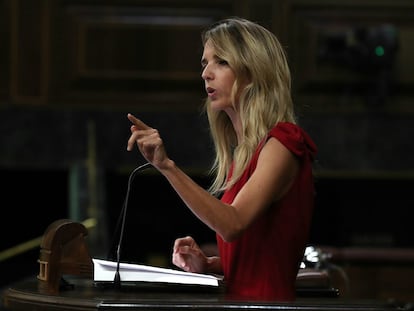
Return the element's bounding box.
[217,122,317,301]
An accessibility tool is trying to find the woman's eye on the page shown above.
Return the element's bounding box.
[218,59,228,66]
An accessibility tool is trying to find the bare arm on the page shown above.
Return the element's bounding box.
[127,113,299,242]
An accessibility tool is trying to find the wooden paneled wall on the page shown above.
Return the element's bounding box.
[0,0,9,99]
[3,0,414,113]
[5,0,279,109]
[284,0,414,112]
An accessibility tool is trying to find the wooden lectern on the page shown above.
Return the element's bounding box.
[37,219,93,294]
[3,219,408,310]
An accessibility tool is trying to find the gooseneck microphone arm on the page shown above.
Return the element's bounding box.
[113,162,152,287]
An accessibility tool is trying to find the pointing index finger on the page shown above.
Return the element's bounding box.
[127,113,151,130]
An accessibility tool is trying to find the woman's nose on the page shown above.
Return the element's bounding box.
[201,65,213,81]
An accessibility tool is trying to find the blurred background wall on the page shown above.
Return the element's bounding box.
[1,0,414,302]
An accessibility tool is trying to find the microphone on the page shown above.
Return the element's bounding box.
[112,162,152,287]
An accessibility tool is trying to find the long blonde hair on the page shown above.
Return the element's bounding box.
[202,17,296,195]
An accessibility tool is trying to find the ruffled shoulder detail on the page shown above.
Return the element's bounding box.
[268,122,317,160]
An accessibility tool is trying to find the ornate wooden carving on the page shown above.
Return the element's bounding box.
[37,219,93,294]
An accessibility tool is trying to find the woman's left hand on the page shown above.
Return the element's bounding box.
[127,113,170,170]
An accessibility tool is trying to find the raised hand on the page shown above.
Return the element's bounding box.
[126,113,170,169]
